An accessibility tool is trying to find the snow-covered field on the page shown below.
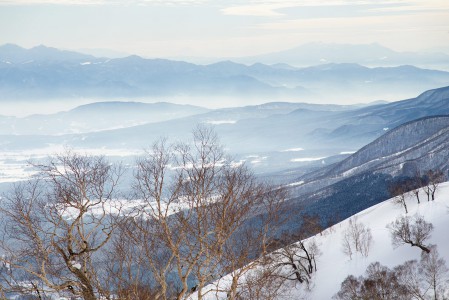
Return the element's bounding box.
[0,147,143,183]
[192,182,449,299]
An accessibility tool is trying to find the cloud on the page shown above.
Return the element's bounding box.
[0,0,105,4]
[221,4,284,17]
[366,0,449,12]
[255,11,449,32]
[220,1,365,17]
[0,0,207,5]
[220,0,446,17]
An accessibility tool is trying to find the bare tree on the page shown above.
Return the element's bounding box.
[267,239,320,289]
[425,169,445,201]
[341,217,373,259]
[103,219,168,300]
[409,170,424,204]
[387,214,433,253]
[341,231,353,260]
[232,268,287,300]
[337,246,449,300]
[210,187,289,300]
[110,126,288,300]
[389,182,409,213]
[420,245,449,300]
[334,262,410,300]
[394,260,426,300]
[0,152,123,300]
[333,275,360,300]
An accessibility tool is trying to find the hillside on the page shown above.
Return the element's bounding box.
[291,115,449,195]
[274,114,449,241]
[192,182,449,299]
[0,102,209,134]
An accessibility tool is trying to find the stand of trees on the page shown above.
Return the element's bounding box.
[389,168,446,213]
[334,245,449,300]
[0,127,299,299]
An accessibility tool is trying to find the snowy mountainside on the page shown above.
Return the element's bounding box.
[289,115,449,201]
[193,182,449,299]
[346,85,449,127]
[300,182,449,299]
[276,114,449,236]
[326,115,449,177]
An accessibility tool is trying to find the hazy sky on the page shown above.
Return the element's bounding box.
[1,0,449,58]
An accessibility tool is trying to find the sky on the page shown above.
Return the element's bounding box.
[1,0,449,59]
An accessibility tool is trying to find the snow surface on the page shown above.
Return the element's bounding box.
[191,182,449,299]
[339,151,356,155]
[281,148,304,152]
[287,181,305,187]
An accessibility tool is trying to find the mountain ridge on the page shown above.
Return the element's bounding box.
[1,44,449,103]
[233,42,449,69]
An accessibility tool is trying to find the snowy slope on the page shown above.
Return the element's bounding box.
[193,182,449,299]
[306,182,449,299]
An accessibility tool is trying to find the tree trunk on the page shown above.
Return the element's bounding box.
[227,276,239,300]
[81,287,97,300]
[410,242,430,253]
[177,279,189,300]
[433,274,437,300]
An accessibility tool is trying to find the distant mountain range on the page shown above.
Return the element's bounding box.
[0,44,97,63]
[233,42,449,70]
[1,44,449,104]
